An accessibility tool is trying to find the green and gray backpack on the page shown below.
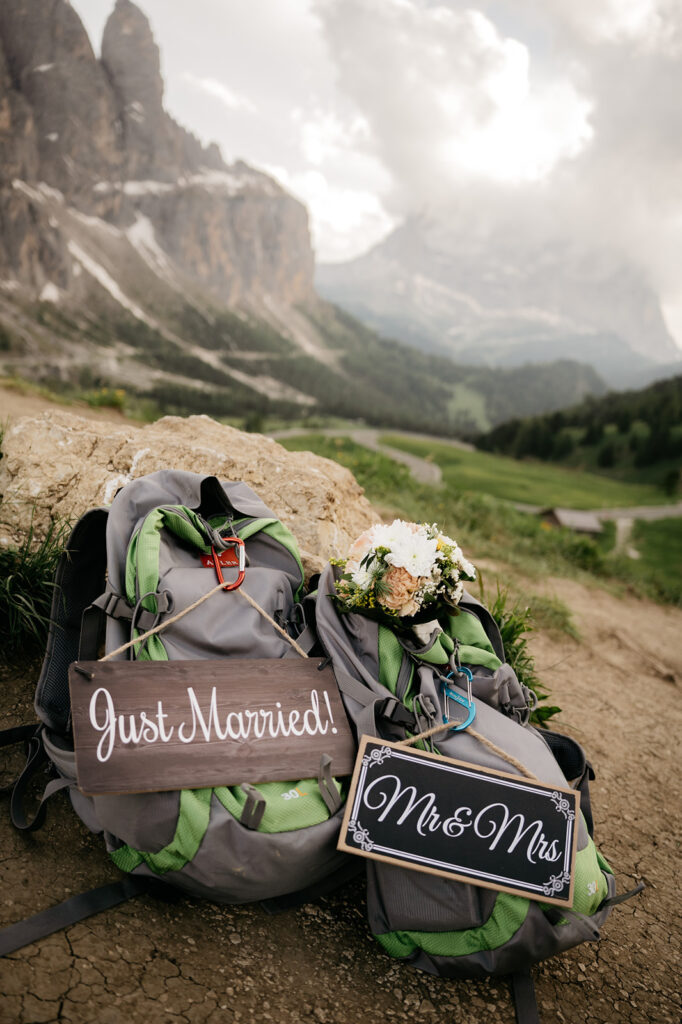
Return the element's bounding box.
[1,470,353,953]
[314,562,643,1023]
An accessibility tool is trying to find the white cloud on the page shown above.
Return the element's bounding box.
[295,109,371,167]
[312,0,594,207]
[552,0,682,55]
[439,58,594,184]
[265,165,397,262]
[182,73,257,113]
[69,0,682,343]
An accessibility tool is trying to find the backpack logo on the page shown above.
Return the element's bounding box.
[200,549,239,568]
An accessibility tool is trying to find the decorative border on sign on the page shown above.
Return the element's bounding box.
[550,791,576,821]
[362,745,393,768]
[347,819,374,852]
[542,870,572,897]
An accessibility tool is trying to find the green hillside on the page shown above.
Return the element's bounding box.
[281,434,682,607]
[13,295,607,436]
[474,375,682,496]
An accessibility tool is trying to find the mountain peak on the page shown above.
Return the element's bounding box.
[102,0,164,115]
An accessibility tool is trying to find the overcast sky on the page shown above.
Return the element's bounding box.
[71,0,682,346]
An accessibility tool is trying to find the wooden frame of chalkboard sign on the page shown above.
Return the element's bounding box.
[68,659,356,796]
[338,736,580,906]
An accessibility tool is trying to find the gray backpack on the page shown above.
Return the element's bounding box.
[1,471,354,954]
[314,562,643,1023]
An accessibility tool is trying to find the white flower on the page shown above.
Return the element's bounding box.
[384,528,438,578]
[371,519,414,551]
[350,564,375,589]
[339,519,476,618]
[459,555,476,579]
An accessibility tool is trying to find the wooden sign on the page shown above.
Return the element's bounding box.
[338,737,580,906]
[69,659,356,795]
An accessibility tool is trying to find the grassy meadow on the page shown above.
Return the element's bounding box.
[281,434,682,608]
[380,434,671,508]
[630,519,682,596]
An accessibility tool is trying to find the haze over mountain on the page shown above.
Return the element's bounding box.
[0,0,616,433]
[317,210,682,390]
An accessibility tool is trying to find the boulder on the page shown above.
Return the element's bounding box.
[0,411,377,576]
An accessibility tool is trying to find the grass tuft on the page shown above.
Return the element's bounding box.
[0,518,67,660]
[522,593,580,641]
[483,586,562,728]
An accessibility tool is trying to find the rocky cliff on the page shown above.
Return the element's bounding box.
[0,0,314,307]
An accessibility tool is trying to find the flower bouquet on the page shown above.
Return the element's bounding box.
[332,519,476,631]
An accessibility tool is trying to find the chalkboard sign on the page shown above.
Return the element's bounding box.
[69,659,356,795]
[338,737,579,906]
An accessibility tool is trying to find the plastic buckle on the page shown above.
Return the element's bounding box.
[380,698,416,729]
[211,537,246,591]
[102,592,133,620]
[442,665,476,732]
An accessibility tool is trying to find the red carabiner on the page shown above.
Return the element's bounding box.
[211,537,246,591]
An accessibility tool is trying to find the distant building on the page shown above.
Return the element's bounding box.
[540,507,604,535]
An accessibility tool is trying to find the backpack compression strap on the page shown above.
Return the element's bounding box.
[330,663,425,739]
[0,876,151,958]
[0,724,69,832]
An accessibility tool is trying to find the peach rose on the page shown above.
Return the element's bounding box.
[347,528,376,570]
[378,565,421,614]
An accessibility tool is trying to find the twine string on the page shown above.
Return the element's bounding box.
[100,583,310,663]
[399,720,538,780]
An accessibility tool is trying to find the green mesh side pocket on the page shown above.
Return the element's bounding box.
[569,830,611,916]
[375,891,530,959]
[109,788,213,875]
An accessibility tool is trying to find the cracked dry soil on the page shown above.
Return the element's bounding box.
[1,575,680,1024]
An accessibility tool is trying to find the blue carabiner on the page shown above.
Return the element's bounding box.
[441,665,476,731]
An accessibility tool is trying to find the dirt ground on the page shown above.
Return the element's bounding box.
[1,387,681,1023]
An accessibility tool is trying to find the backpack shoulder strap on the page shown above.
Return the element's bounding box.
[34,508,109,734]
[511,970,541,1024]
